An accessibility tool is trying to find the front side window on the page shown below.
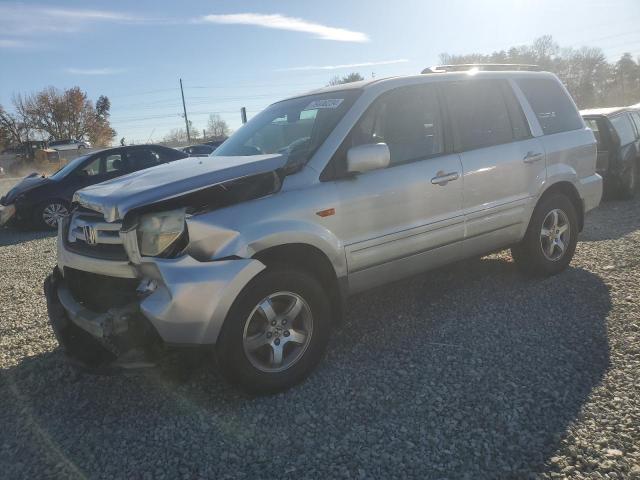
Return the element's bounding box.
[350,84,444,165]
[516,78,583,135]
[80,157,101,176]
[126,148,162,172]
[444,79,514,150]
[610,114,636,145]
[213,90,361,168]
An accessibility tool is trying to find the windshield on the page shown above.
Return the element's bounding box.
[213,90,361,167]
[49,153,92,179]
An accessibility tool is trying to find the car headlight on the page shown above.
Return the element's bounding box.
[137,208,186,257]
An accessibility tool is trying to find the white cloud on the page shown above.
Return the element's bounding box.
[65,68,126,76]
[0,39,28,49]
[281,59,410,71]
[200,13,369,43]
[0,4,136,35]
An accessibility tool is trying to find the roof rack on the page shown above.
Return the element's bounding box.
[421,64,541,74]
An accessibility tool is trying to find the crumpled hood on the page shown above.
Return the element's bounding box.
[74,154,287,222]
[2,173,50,204]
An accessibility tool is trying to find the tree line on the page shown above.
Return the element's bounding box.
[0,86,115,150]
[439,35,640,108]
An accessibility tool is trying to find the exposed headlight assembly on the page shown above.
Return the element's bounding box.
[137,208,186,257]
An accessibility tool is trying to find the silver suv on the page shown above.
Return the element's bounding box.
[45,69,602,393]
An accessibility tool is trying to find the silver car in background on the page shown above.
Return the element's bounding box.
[45,68,602,393]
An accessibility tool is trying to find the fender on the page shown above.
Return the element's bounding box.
[182,184,347,278]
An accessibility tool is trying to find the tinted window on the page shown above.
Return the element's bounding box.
[351,84,444,166]
[629,112,640,138]
[105,153,124,173]
[610,114,636,145]
[445,80,514,150]
[516,78,583,135]
[126,148,162,172]
[80,157,102,176]
[153,146,186,162]
[193,145,213,155]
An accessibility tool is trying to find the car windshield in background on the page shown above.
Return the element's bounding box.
[49,154,91,179]
[213,90,361,167]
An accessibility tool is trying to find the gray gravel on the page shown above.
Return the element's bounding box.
[1,193,639,479]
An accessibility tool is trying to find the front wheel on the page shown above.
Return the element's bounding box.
[35,200,69,230]
[216,268,331,394]
[511,193,578,276]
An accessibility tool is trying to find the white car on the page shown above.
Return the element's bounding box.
[49,139,91,151]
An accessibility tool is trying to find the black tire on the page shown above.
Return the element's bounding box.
[511,193,579,276]
[216,268,331,394]
[34,200,69,230]
[618,159,638,200]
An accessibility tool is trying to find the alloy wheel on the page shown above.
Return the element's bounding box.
[540,208,571,261]
[242,291,313,373]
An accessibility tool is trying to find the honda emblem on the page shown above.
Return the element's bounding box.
[83,225,98,246]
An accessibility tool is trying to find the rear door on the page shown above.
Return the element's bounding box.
[330,83,465,293]
[443,78,546,254]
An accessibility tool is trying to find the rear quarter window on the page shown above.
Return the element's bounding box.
[516,78,583,135]
[610,114,636,145]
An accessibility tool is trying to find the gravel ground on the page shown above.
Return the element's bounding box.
[0,185,639,479]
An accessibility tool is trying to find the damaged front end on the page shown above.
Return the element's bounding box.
[46,157,285,372]
[45,267,163,371]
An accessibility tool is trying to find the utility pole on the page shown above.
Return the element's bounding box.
[179,78,191,143]
[240,107,247,124]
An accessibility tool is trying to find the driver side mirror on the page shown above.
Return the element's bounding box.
[346,143,390,174]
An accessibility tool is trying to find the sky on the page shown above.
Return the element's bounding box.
[1,0,639,144]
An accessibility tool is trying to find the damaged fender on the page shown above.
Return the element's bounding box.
[139,256,265,345]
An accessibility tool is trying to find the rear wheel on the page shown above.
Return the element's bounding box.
[35,200,69,230]
[511,193,578,276]
[216,268,331,394]
[618,160,638,199]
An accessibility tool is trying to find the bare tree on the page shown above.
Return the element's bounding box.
[8,86,116,147]
[0,104,31,147]
[439,36,640,108]
[206,114,230,138]
[328,72,365,86]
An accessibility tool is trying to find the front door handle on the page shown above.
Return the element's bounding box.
[523,151,544,164]
[431,171,460,186]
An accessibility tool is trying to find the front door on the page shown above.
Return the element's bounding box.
[328,83,465,293]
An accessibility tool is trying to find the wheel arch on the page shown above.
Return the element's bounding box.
[252,243,346,325]
[537,181,584,231]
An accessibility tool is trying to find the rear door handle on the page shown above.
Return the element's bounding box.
[523,151,544,164]
[431,171,460,186]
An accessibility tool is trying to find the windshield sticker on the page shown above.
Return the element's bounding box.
[304,99,344,110]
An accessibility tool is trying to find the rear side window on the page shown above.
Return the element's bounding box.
[515,78,583,135]
[629,111,640,138]
[444,79,515,151]
[610,114,636,145]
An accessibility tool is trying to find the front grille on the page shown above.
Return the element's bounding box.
[64,211,129,261]
[64,267,139,312]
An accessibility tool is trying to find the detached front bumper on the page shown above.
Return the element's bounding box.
[44,268,162,371]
